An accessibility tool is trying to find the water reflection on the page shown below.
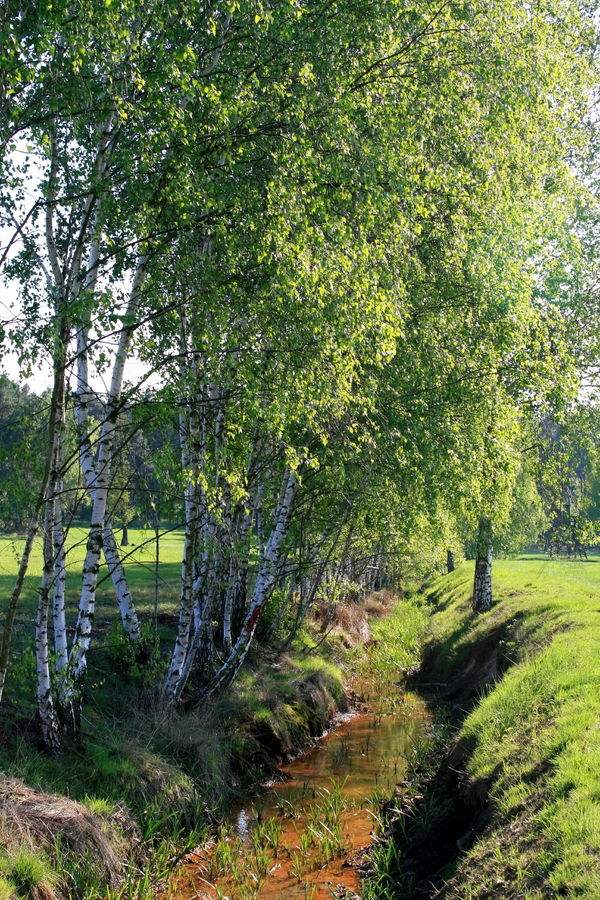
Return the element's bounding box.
[177,685,431,899]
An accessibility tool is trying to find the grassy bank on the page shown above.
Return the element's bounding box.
[185,596,429,899]
[0,525,429,900]
[366,555,600,898]
[0,650,346,897]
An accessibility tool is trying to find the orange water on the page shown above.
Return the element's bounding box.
[173,682,431,899]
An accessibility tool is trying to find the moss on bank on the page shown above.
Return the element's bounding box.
[365,555,600,898]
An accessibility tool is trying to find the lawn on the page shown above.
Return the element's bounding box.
[0,526,185,580]
[0,527,185,706]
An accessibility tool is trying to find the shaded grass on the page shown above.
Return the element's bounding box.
[382,555,600,898]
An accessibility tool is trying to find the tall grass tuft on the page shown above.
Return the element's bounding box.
[0,849,57,899]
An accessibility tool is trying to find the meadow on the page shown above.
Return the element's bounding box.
[3,542,599,898]
[0,528,185,700]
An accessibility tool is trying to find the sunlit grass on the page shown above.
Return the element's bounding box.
[0,528,183,576]
[0,526,185,578]
[0,528,185,668]
[421,554,600,897]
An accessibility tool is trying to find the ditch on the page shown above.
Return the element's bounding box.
[172,677,432,900]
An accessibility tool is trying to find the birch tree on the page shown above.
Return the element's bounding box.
[0,0,595,737]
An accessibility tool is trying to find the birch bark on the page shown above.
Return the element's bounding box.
[51,487,68,677]
[202,467,299,696]
[67,256,148,690]
[222,498,254,652]
[162,335,204,701]
[36,499,62,752]
[472,517,493,612]
[1,133,71,705]
[72,123,141,645]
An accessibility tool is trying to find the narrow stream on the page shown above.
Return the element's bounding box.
[174,680,432,900]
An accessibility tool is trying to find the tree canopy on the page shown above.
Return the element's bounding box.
[0,0,597,748]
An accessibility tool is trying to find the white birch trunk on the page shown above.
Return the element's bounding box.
[36,500,61,752]
[162,339,204,701]
[221,555,236,654]
[103,524,141,643]
[222,502,252,652]
[68,256,148,688]
[472,517,493,612]
[52,492,68,676]
[202,467,299,696]
[171,588,212,703]
[0,308,66,709]
[74,229,141,645]
[0,334,68,706]
[174,393,231,699]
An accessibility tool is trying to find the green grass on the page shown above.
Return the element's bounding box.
[0,526,358,899]
[0,526,431,899]
[360,595,429,685]
[0,876,16,900]
[0,527,185,577]
[0,525,184,625]
[0,848,56,897]
[420,554,600,897]
[0,527,185,706]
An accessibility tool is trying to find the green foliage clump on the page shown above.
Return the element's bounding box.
[0,849,55,898]
[105,622,164,684]
[0,877,15,900]
[81,796,118,819]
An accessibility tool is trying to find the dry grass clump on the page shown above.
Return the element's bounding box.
[0,778,141,898]
[122,743,198,813]
[363,589,396,617]
[331,603,370,647]
[295,670,340,723]
[311,589,397,649]
[311,599,370,648]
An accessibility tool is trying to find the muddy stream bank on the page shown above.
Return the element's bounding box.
[172,677,432,900]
